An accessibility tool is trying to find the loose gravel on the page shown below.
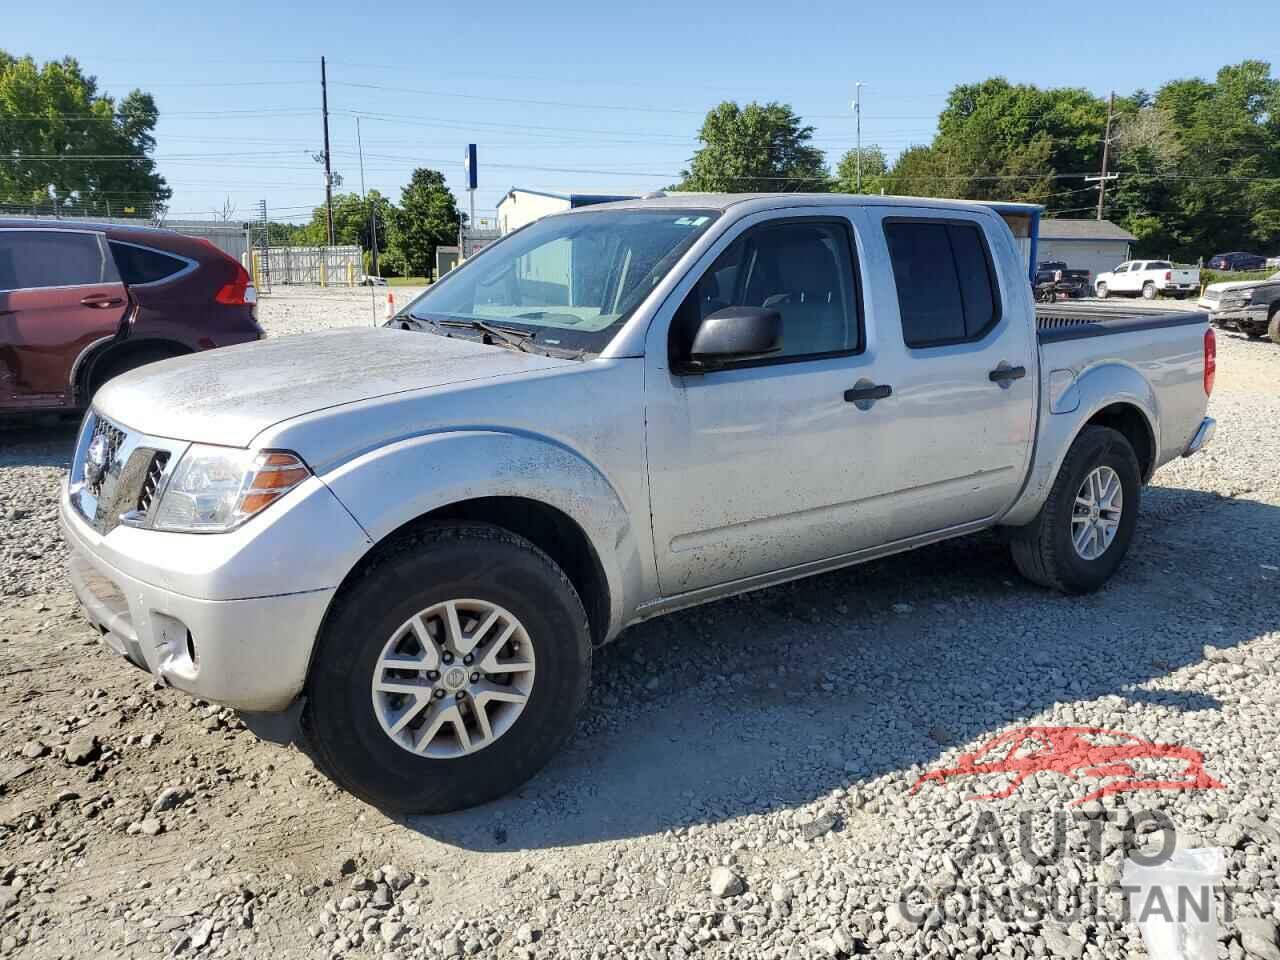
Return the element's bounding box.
[0,290,1276,960]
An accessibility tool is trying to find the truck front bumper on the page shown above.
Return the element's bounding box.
[59,479,364,712]
[1206,305,1267,327]
[1183,417,1216,458]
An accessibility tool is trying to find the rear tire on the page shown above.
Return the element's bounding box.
[304,523,592,814]
[1009,426,1141,594]
[1142,282,1157,300]
[1096,282,1109,299]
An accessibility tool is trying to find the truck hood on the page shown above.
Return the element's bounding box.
[94,326,574,448]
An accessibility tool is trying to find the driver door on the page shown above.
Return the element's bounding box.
[643,212,895,596]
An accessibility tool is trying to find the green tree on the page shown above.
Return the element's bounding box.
[297,191,392,253]
[677,102,830,192]
[0,50,169,216]
[386,169,462,277]
[833,146,888,194]
[881,78,1106,211]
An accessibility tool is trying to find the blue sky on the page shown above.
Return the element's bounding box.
[8,0,1279,224]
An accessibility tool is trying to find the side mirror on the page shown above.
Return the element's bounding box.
[681,306,782,372]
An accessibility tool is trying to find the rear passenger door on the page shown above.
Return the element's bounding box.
[0,229,127,409]
[857,207,1037,541]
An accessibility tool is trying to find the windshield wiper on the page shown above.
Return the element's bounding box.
[423,317,537,353]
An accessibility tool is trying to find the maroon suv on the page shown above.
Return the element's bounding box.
[0,219,262,415]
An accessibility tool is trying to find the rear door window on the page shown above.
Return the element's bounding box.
[883,219,1002,347]
[0,230,118,291]
[109,242,189,285]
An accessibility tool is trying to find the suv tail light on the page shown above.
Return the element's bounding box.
[1203,328,1216,396]
[214,261,256,306]
[1164,270,1172,281]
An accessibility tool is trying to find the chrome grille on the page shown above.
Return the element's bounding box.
[1202,289,1222,303]
[70,414,185,535]
[135,452,170,515]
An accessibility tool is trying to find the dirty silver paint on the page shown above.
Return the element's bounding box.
[64,193,1213,715]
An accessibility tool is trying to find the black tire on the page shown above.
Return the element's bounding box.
[1008,426,1141,594]
[86,346,184,400]
[1269,308,1280,345]
[1096,282,1109,299]
[304,523,591,814]
[1141,281,1157,300]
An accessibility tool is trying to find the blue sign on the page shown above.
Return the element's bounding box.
[464,144,477,191]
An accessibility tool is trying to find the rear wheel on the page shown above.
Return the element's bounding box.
[1096,282,1109,299]
[1142,281,1157,300]
[304,523,592,813]
[1009,426,1141,594]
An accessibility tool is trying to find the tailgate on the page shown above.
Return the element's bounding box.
[1173,268,1198,285]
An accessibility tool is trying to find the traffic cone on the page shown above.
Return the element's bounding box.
[384,289,395,320]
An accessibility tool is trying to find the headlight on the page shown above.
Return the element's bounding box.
[151,445,311,533]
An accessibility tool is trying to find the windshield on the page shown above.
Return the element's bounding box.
[403,209,719,354]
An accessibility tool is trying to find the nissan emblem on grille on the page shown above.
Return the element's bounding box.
[84,433,110,491]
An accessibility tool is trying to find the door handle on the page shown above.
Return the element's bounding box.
[844,382,892,403]
[80,295,124,309]
[988,365,1027,384]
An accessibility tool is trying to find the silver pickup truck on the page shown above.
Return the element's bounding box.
[60,194,1216,813]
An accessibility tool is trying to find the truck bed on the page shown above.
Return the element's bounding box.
[1035,304,1209,342]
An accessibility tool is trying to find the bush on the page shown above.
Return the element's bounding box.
[1202,268,1274,286]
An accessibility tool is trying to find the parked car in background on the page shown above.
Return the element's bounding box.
[0,219,261,415]
[1207,251,1267,272]
[1094,260,1199,300]
[1265,255,1280,269]
[1033,261,1090,299]
[1198,270,1280,343]
[62,193,1215,813]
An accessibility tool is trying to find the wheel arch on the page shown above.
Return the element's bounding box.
[1002,366,1158,527]
[76,337,193,404]
[317,429,649,648]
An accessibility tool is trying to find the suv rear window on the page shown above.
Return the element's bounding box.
[883,219,1001,347]
[0,230,118,290]
[109,242,189,285]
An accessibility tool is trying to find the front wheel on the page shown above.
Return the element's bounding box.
[1009,426,1141,594]
[1269,308,1280,345]
[304,523,592,813]
[1096,282,1109,299]
[1142,282,1157,300]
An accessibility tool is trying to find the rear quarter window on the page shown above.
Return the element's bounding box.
[109,242,190,285]
[883,218,1002,348]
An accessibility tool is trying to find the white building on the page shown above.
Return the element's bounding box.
[496,188,636,235]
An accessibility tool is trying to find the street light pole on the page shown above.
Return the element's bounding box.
[854,82,865,193]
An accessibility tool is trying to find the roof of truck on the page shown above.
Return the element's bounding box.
[581,192,1043,217]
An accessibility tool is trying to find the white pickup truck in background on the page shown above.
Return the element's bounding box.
[1095,260,1200,300]
[62,194,1217,812]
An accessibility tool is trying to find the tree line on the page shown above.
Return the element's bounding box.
[270,169,463,278]
[4,49,1277,266]
[677,60,1280,261]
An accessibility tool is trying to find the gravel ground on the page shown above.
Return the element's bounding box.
[0,289,1277,960]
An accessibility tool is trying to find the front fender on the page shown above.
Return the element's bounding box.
[320,430,644,640]
[1001,361,1158,527]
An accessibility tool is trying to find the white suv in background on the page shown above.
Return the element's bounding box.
[1095,260,1199,300]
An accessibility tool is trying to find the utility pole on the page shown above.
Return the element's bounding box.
[321,56,335,246]
[1096,90,1115,221]
[356,117,378,276]
[853,82,865,193]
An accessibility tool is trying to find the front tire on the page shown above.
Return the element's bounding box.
[1009,426,1141,594]
[1269,308,1280,345]
[1096,282,1109,299]
[304,523,591,813]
